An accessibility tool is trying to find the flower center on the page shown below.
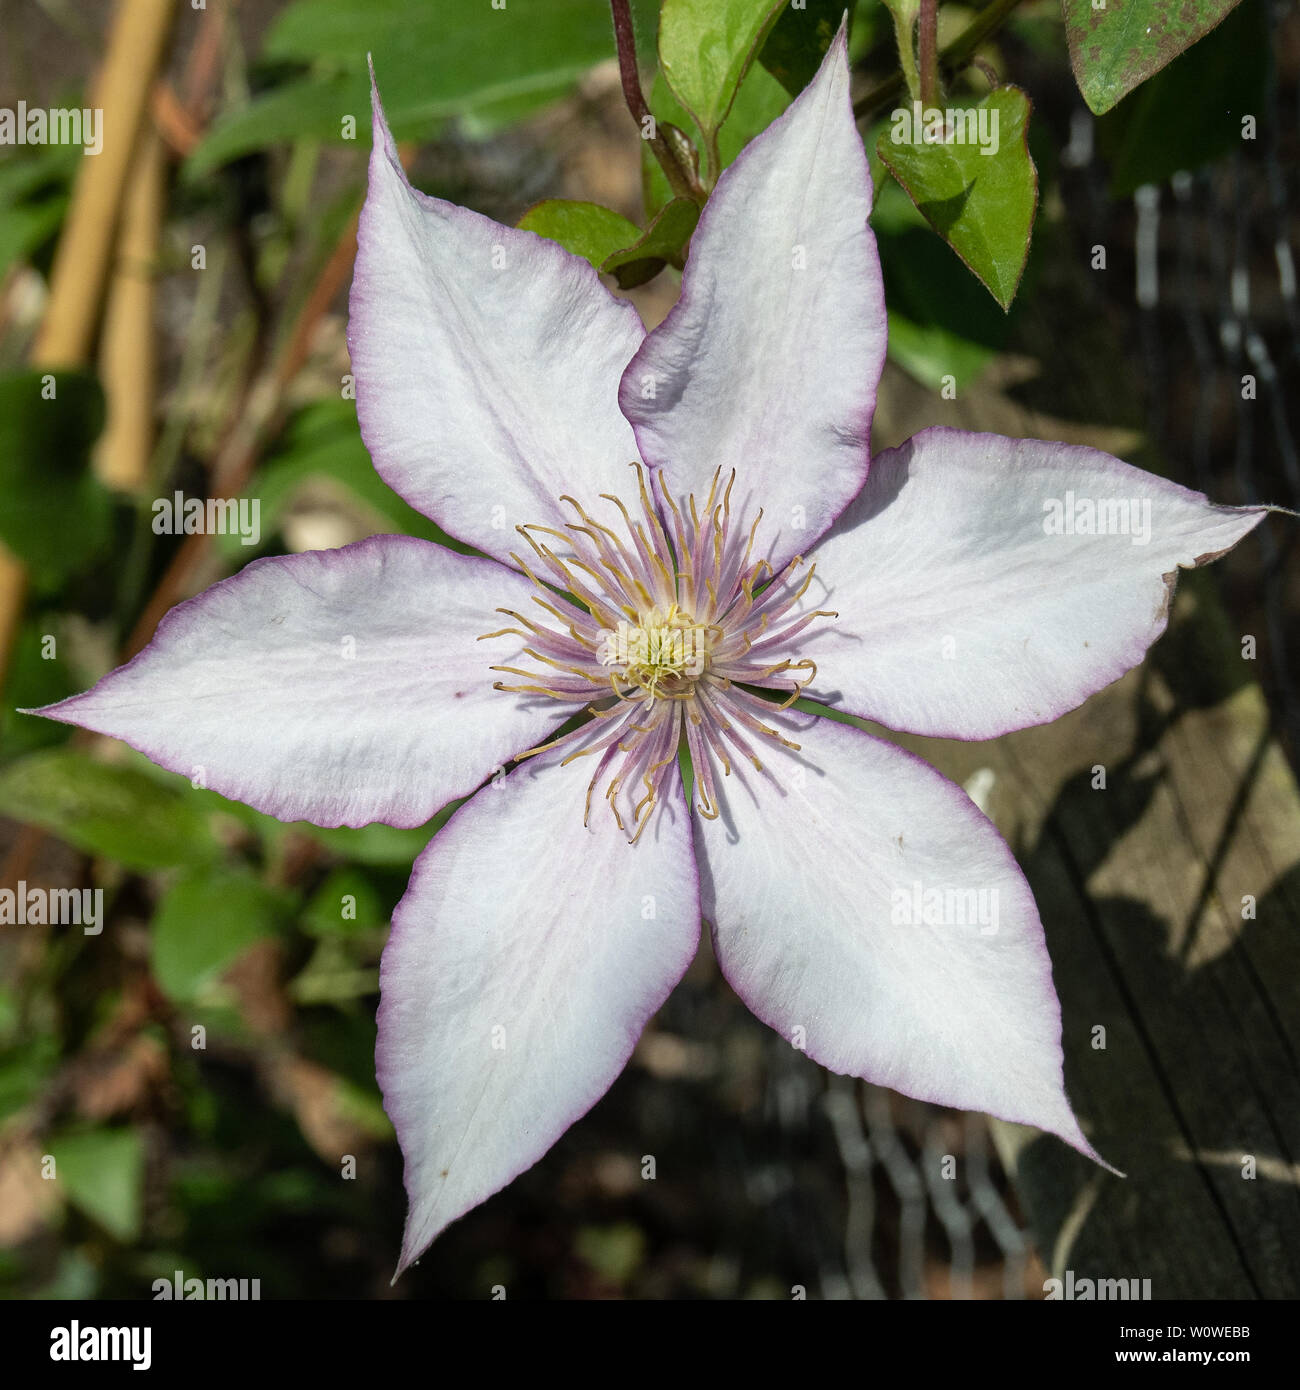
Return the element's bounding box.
[598,603,711,699]
[481,462,835,841]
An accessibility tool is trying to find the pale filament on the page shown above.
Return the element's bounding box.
[481,462,835,840]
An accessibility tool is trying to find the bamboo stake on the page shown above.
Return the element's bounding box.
[32,0,177,367]
[0,550,25,683]
[94,124,165,491]
[0,0,177,688]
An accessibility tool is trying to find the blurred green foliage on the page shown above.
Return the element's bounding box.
[0,144,77,283]
[0,372,112,590]
[189,0,622,172]
[0,750,217,870]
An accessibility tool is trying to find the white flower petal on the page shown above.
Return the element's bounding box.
[349,78,646,564]
[377,745,700,1271]
[784,428,1269,738]
[619,26,886,572]
[32,537,559,827]
[697,708,1112,1165]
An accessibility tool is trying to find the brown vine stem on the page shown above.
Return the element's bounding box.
[854,0,1025,120]
[918,0,939,109]
[609,0,705,202]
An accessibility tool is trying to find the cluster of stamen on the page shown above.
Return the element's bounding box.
[480,463,835,841]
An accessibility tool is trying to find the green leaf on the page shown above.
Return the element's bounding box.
[0,144,80,205]
[302,867,386,936]
[289,940,380,1005]
[880,0,922,104]
[332,1074,393,1139]
[306,810,454,867]
[0,622,75,756]
[188,73,361,177]
[0,145,78,278]
[0,199,65,279]
[1062,0,1246,115]
[47,1128,144,1242]
[0,1034,59,1122]
[602,197,700,288]
[886,310,998,391]
[759,0,844,96]
[658,0,787,176]
[517,199,643,269]
[152,867,290,1003]
[517,195,699,289]
[0,370,113,590]
[877,87,1038,311]
[1096,0,1266,195]
[189,0,617,173]
[872,176,1007,390]
[0,749,217,870]
[32,1251,99,1299]
[264,0,607,66]
[120,748,286,844]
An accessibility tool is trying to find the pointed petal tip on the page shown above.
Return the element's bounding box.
[794,428,1283,739]
[617,1,884,574]
[1053,1115,1125,1178]
[17,690,92,723]
[20,539,560,830]
[350,68,645,564]
[18,689,110,732]
[391,1238,419,1286]
[376,748,700,1282]
[834,11,853,63]
[393,1203,452,1281]
[698,712,1123,1179]
[365,61,399,167]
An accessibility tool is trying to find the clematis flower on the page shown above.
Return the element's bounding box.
[30,32,1269,1275]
